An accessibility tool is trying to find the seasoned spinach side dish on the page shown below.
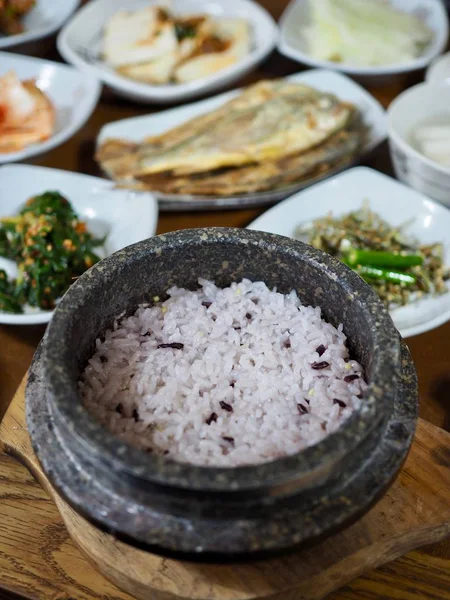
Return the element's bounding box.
[0,191,103,313]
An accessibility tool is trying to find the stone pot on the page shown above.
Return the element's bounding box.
[26,228,418,559]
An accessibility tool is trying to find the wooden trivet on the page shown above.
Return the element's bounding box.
[1,377,450,600]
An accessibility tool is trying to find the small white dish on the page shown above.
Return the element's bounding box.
[388,81,450,208]
[0,0,80,50]
[247,167,450,339]
[0,52,101,164]
[97,69,387,210]
[57,0,278,104]
[426,50,450,83]
[278,0,449,83]
[0,164,158,326]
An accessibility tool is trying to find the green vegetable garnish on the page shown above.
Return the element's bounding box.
[0,270,22,313]
[175,22,197,41]
[0,191,104,313]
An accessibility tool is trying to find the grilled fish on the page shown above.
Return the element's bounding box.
[96,79,366,197]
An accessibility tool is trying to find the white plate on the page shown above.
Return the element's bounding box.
[0,164,158,326]
[0,0,80,50]
[247,167,450,339]
[278,0,449,81]
[57,0,278,104]
[97,69,387,210]
[0,52,101,164]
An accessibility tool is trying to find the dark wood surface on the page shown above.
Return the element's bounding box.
[0,1,449,598]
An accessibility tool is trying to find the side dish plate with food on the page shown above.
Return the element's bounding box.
[96,69,387,210]
[57,0,277,104]
[248,167,450,338]
[278,0,448,81]
[0,0,80,50]
[0,164,158,325]
[0,52,100,163]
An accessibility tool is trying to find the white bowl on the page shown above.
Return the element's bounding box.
[388,81,450,207]
[97,68,387,210]
[57,0,278,105]
[0,164,158,326]
[426,50,450,83]
[0,52,101,164]
[278,0,449,83]
[248,166,450,339]
[0,0,80,51]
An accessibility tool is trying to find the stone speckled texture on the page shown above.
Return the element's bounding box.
[26,228,418,558]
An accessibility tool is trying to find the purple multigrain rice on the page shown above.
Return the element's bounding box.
[80,279,367,467]
[220,401,233,412]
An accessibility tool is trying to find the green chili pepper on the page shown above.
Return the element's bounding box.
[356,265,416,286]
[347,248,423,268]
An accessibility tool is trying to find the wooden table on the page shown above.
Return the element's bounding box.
[1,2,450,598]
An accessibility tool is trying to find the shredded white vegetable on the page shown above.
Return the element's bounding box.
[305,0,433,67]
[414,124,450,168]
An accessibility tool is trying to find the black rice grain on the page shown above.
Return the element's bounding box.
[316,344,326,357]
[132,409,140,422]
[311,361,330,370]
[344,374,359,382]
[202,302,212,308]
[297,403,308,415]
[115,403,123,414]
[220,401,233,412]
[157,342,184,350]
[222,436,235,444]
[333,398,347,408]
[206,412,218,425]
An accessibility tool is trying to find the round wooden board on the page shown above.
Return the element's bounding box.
[1,377,450,600]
